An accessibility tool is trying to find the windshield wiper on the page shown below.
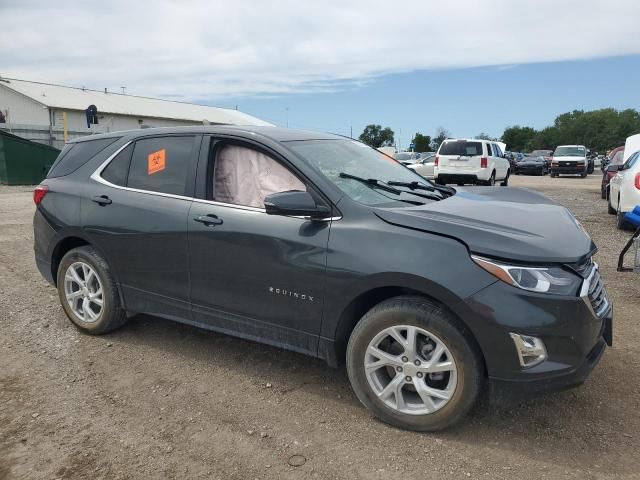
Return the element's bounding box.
[339,172,401,194]
[388,180,455,198]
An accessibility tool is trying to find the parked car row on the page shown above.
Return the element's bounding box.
[606,134,640,230]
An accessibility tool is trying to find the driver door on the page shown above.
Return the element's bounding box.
[187,137,332,354]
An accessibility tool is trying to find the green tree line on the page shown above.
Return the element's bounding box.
[502,108,640,153]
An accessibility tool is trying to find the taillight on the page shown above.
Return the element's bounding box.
[480,157,488,168]
[33,185,48,205]
[635,173,640,190]
[435,155,439,167]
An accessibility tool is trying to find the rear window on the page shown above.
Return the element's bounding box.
[47,137,119,178]
[439,141,483,156]
[126,136,196,196]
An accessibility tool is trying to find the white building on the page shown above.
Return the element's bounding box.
[0,77,272,149]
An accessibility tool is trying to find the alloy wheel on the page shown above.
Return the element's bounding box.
[364,325,457,415]
[64,262,104,323]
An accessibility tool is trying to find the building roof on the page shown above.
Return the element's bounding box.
[0,77,272,126]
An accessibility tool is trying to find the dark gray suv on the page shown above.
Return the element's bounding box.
[33,126,612,431]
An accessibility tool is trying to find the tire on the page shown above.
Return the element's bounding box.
[56,246,128,334]
[550,172,557,178]
[500,170,510,186]
[581,172,587,178]
[607,195,616,215]
[616,200,631,230]
[346,296,483,432]
[485,171,496,186]
[601,187,606,200]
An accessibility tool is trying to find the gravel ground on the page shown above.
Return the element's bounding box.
[1,175,639,480]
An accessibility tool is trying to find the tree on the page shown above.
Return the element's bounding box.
[474,132,497,141]
[359,124,395,148]
[501,126,537,152]
[430,127,451,151]
[411,133,432,152]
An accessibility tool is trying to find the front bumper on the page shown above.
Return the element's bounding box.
[454,266,612,401]
[516,165,544,174]
[551,165,586,175]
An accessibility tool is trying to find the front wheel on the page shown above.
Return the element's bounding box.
[57,246,128,334]
[346,296,483,431]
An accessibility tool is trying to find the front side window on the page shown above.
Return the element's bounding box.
[213,144,306,208]
[127,136,195,196]
[287,139,443,207]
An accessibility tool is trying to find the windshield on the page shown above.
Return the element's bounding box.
[612,150,625,165]
[554,146,586,157]
[439,140,483,156]
[286,139,442,207]
[395,152,413,160]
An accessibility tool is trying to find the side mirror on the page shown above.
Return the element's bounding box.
[264,190,331,219]
[606,164,620,173]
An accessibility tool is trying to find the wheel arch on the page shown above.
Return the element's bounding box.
[323,283,486,374]
[50,236,91,286]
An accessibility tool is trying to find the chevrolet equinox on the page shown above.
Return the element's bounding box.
[33,126,613,431]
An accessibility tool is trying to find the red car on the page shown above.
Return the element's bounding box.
[601,146,625,199]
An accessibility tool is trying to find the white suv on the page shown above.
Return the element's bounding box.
[434,139,510,186]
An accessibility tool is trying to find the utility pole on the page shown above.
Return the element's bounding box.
[350,125,353,138]
[285,107,289,128]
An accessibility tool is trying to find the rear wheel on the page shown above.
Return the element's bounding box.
[616,199,631,230]
[484,171,496,186]
[346,296,482,431]
[500,170,510,186]
[57,246,128,334]
[607,195,616,215]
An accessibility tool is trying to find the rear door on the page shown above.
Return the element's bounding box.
[187,137,331,355]
[82,134,201,319]
[491,143,508,178]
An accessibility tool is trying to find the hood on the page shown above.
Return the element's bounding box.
[374,187,595,264]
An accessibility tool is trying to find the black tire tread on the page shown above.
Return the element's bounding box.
[57,246,128,334]
[346,295,483,432]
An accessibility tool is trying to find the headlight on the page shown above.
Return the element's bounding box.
[471,255,580,295]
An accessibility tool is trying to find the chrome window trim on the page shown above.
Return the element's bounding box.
[90,141,341,220]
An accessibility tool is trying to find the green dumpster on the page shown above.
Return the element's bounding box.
[0,130,60,185]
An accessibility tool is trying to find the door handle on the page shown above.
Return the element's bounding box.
[193,214,223,226]
[92,195,112,206]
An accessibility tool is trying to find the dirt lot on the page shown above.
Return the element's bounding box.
[1,174,639,480]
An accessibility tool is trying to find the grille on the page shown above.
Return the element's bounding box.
[587,267,609,317]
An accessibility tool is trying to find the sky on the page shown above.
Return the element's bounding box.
[1,0,639,147]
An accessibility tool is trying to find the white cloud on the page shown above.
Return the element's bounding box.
[1,0,639,100]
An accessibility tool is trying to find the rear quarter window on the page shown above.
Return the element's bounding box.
[47,137,119,178]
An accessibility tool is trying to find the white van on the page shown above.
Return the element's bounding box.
[434,139,510,186]
[550,145,588,177]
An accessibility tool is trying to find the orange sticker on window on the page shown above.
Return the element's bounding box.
[147,149,166,175]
